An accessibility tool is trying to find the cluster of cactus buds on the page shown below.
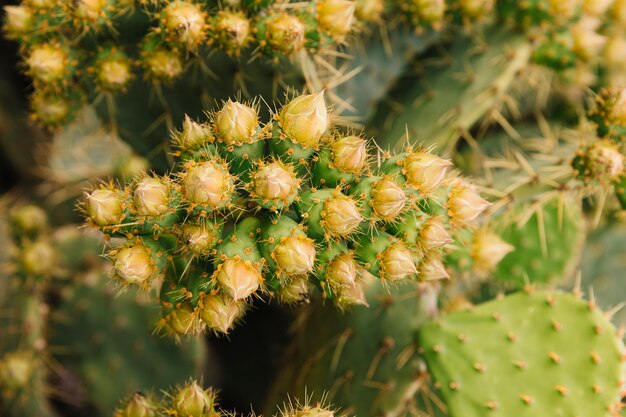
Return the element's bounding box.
[114,380,338,417]
[82,92,490,336]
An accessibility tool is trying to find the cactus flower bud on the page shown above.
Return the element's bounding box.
[458,0,494,17]
[174,381,216,417]
[335,279,368,307]
[11,205,48,234]
[74,0,106,22]
[403,152,452,195]
[274,235,316,275]
[86,189,123,226]
[214,10,251,54]
[354,0,384,21]
[31,91,71,125]
[216,258,262,300]
[168,303,201,335]
[419,254,449,281]
[322,195,362,237]
[317,0,356,41]
[578,142,625,182]
[293,407,335,417]
[371,178,407,220]
[3,5,34,39]
[583,0,614,15]
[26,43,69,83]
[178,115,213,149]
[199,295,244,334]
[380,242,417,281]
[183,161,234,209]
[471,231,514,275]
[114,245,155,285]
[266,13,306,54]
[251,161,299,201]
[572,18,606,61]
[276,275,310,304]
[411,0,446,23]
[447,181,490,226]
[22,240,55,276]
[420,217,453,249]
[280,92,328,147]
[96,55,133,91]
[215,100,258,145]
[163,1,207,49]
[118,393,157,417]
[326,252,358,288]
[182,223,220,254]
[0,352,33,390]
[134,177,170,217]
[144,48,183,82]
[331,135,368,174]
[116,154,149,181]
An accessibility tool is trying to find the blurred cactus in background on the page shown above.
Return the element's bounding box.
[1,0,626,416]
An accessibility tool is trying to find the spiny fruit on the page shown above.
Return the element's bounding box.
[82,92,490,336]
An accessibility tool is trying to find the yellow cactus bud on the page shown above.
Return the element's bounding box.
[280,92,328,148]
[471,231,514,275]
[317,0,356,41]
[182,223,220,255]
[216,258,262,300]
[380,242,417,281]
[583,142,625,182]
[331,135,368,174]
[119,393,157,417]
[178,115,213,149]
[86,189,123,226]
[214,10,251,54]
[403,151,452,195]
[97,56,133,91]
[114,245,155,285]
[168,303,201,335]
[354,0,384,21]
[21,240,55,276]
[326,252,358,288]
[276,275,310,304]
[293,406,335,417]
[371,178,407,221]
[182,161,234,209]
[583,0,614,15]
[266,13,306,54]
[458,0,494,17]
[251,161,299,201]
[174,382,216,417]
[447,181,490,226]
[134,177,170,217]
[274,235,316,276]
[572,18,606,61]
[199,295,244,334]
[335,279,368,307]
[144,48,183,81]
[31,91,71,125]
[418,253,449,281]
[26,43,69,83]
[0,352,33,390]
[163,1,207,49]
[3,5,34,39]
[215,100,258,145]
[11,205,48,234]
[419,217,453,249]
[411,0,446,24]
[74,0,107,22]
[322,195,362,237]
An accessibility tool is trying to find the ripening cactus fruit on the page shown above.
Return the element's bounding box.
[82,92,490,336]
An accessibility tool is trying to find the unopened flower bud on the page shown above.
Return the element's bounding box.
[86,189,123,226]
[117,154,149,181]
[411,0,446,23]
[419,254,449,281]
[168,303,200,335]
[114,245,155,285]
[163,1,207,49]
[74,0,106,22]
[0,352,33,390]
[572,18,606,61]
[276,275,310,304]
[293,407,335,417]
[280,92,328,147]
[252,161,299,200]
[371,178,407,220]
[178,115,212,149]
[134,177,169,217]
[22,240,55,276]
[403,152,452,195]
[214,10,250,54]
[27,44,69,83]
[326,252,358,288]
[215,100,258,145]
[11,205,48,234]
[447,181,490,226]
[335,279,368,307]
[183,161,234,209]
[118,393,157,417]
[471,231,514,274]
[458,0,494,17]
[182,223,220,254]
[420,217,453,248]
[174,381,216,417]
[322,195,362,237]
[144,48,183,81]
[3,5,34,39]
[216,258,262,300]
[266,13,306,54]
[199,295,244,334]
[604,36,626,68]
[96,55,133,91]
[331,135,368,174]
[380,242,417,281]
[274,235,316,275]
[583,0,614,16]
[317,0,356,41]
[354,0,384,21]
[581,142,625,182]
[31,91,71,125]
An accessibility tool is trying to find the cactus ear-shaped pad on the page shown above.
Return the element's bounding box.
[419,291,625,417]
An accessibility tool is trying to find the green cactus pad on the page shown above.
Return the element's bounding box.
[419,290,625,417]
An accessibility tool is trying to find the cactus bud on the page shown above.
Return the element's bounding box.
[74,0,107,24]
[116,154,149,181]
[215,100,258,145]
[575,141,625,183]
[447,181,490,226]
[420,217,453,249]
[11,205,48,234]
[86,189,123,226]
[471,231,514,275]
[214,10,251,55]
[3,5,34,39]
[95,53,133,91]
[168,303,200,335]
[276,274,310,304]
[583,0,614,16]
[410,0,446,24]
[0,352,33,390]
[174,381,216,417]
[317,0,356,41]
[178,115,213,150]
[371,178,407,221]
[199,295,244,334]
[354,0,384,21]
[274,235,316,275]
[134,177,170,217]
[251,161,299,201]
[182,223,220,255]
[572,18,606,61]
[335,279,368,307]
[403,152,452,195]
[418,253,449,281]
[326,252,358,288]
[293,406,335,417]
[26,43,70,83]
[280,92,328,148]
[163,1,208,49]
[118,393,157,417]
[266,13,306,54]
[21,240,56,276]
[31,90,72,125]
[380,242,417,281]
[143,48,184,82]
[182,161,234,210]
[331,135,368,174]
[322,195,362,237]
[216,258,262,300]
[114,245,155,285]
[458,0,494,17]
